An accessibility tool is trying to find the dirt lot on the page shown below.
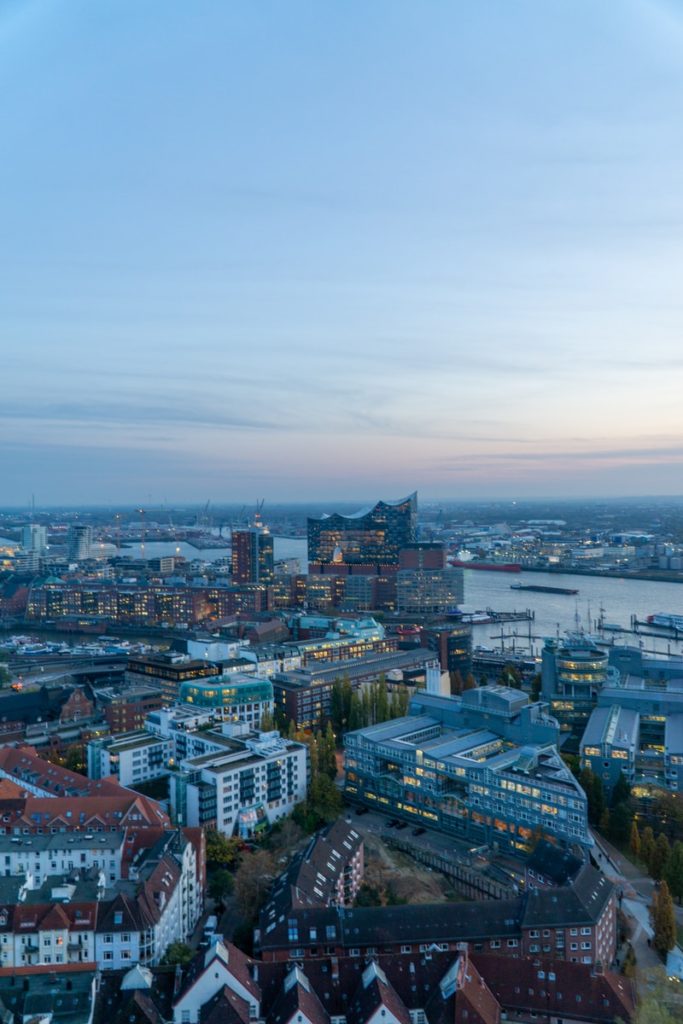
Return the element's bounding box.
[361,831,461,903]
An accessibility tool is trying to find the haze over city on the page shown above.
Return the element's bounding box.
[3,0,683,503]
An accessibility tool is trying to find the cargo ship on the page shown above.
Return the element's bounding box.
[510,583,578,595]
[450,560,522,573]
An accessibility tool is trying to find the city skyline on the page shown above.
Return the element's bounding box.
[4,1,683,502]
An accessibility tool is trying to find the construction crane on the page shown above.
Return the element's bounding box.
[254,499,265,528]
[138,508,146,556]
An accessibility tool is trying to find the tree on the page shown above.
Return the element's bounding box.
[611,771,631,809]
[641,826,657,871]
[529,673,542,701]
[233,849,275,921]
[664,840,683,904]
[0,661,10,688]
[652,881,676,957]
[579,767,605,826]
[64,745,85,773]
[609,801,633,845]
[630,820,641,861]
[599,808,610,835]
[355,883,382,907]
[259,708,275,731]
[632,969,681,1023]
[205,829,241,869]
[449,670,464,695]
[162,941,194,966]
[208,869,234,907]
[651,833,672,882]
[322,721,338,779]
[348,693,363,732]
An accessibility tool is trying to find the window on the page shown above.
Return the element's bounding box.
[490,940,501,949]
[401,945,412,954]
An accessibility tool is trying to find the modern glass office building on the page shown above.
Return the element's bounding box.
[308,493,418,565]
[344,687,590,851]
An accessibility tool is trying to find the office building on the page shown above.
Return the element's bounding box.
[179,672,274,728]
[232,528,275,584]
[580,676,683,794]
[308,493,417,566]
[345,687,590,851]
[421,623,473,680]
[22,523,48,553]
[95,684,164,733]
[396,565,464,614]
[273,648,440,731]
[541,636,614,747]
[126,654,220,704]
[68,524,93,561]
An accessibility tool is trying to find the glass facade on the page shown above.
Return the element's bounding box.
[308,493,417,565]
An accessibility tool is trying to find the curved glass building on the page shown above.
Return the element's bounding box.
[180,674,274,729]
[308,493,418,565]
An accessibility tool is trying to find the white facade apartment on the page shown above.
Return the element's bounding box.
[176,730,308,837]
[0,833,124,885]
[87,732,172,787]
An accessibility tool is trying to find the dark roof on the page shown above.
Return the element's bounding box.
[520,865,614,930]
[261,820,363,929]
[347,963,411,1024]
[259,901,521,952]
[470,954,635,1024]
[424,957,500,1024]
[526,840,583,886]
[200,986,251,1024]
[268,969,329,1024]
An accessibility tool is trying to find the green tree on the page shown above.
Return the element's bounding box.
[641,826,657,871]
[64,744,85,773]
[208,869,234,906]
[348,693,363,732]
[609,801,633,845]
[0,661,10,688]
[162,941,194,966]
[205,829,241,869]
[652,881,676,957]
[529,673,542,701]
[463,673,477,691]
[599,807,610,835]
[259,708,275,731]
[630,820,641,861]
[610,771,631,808]
[354,883,382,907]
[375,676,389,723]
[579,767,605,826]
[651,833,672,882]
[322,721,338,779]
[664,840,683,904]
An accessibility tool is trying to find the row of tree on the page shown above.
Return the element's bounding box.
[330,677,410,734]
[630,822,683,902]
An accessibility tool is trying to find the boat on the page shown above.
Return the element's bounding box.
[647,614,683,631]
[450,560,522,573]
[510,583,578,595]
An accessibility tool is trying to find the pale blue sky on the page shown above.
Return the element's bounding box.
[3,0,683,504]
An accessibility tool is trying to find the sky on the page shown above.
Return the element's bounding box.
[2,0,683,505]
